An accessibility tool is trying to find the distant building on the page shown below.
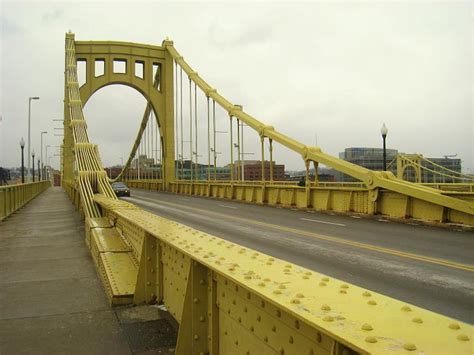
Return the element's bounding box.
[230,160,285,181]
[175,160,230,180]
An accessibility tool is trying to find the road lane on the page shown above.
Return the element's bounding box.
[123,189,474,323]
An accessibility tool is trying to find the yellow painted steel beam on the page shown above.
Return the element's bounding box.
[94,194,473,354]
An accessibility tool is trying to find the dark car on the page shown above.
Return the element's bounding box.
[111,182,130,197]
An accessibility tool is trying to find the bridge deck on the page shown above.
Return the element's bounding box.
[0,187,176,354]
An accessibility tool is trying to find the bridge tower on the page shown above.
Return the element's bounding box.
[63,33,175,189]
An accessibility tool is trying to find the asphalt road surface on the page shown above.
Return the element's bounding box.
[122,189,474,323]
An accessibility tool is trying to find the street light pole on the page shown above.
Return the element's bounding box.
[381,123,388,171]
[32,150,36,182]
[40,131,47,180]
[45,145,51,179]
[27,96,40,181]
[20,138,25,183]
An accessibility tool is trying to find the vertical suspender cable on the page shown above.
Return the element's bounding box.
[180,67,184,180]
[213,100,217,180]
[189,77,193,181]
[207,97,210,181]
[174,61,178,179]
[194,82,198,180]
[237,119,241,181]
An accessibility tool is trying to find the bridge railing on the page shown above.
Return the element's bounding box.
[0,181,51,220]
[91,194,472,354]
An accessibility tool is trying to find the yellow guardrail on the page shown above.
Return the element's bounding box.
[90,194,472,354]
[0,181,51,220]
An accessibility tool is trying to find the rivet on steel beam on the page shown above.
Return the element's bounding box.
[449,323,460,330]
[257,315,261,321]
[319,282,326,287]
[289,336,294,344]
[361,323,373,331]
[367,300,377,306]
[412,317,423,324]
[457,334,469,341]
[339,290,347,294]
[258,282,266,287]
[193,298,199,304]
[401,305,412,312]
[199,316,205,322]
[147,257,151,261]
[194,335,199,340]
[317,333,322,343]
[264,278,271,282]
[277,310,282,317]
[296,293,305,298]
[323,316,334,322]
[264,336,268,342]
[403,343,417,351]
[146,282,151,286]
[238,317,242,323]
[279,285,286,289]
[321,304,331,311]
[362,291,371,297]
[273,290,282,295]
[250,326,254,332]
[244,307,248,313]
[272,325,277,332]
[321,277,329,282]
[295,320,300,329]
[232,300,236,305]
[199,279,205,285]
[365,336,377,343]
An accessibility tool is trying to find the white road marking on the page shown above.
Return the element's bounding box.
[299,218,346,227]
[351,215,361,219]
[219,204,238,209]
[378,219,389,223]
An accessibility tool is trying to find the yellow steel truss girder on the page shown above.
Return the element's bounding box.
[93,194,473,355]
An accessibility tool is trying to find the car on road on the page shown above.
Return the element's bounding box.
[111,182,130,197]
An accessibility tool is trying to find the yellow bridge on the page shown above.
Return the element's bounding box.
[1,32,473,354]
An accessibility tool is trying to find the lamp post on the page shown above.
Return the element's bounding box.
[37,158,40,181]
[45,144,51,179]
[32,150,36,182]
[381,123,388,171]
[20,138,25,183]
[40,131,47,180]
[27,96,40,181]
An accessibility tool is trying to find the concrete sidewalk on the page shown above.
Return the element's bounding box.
[0,187,176,354]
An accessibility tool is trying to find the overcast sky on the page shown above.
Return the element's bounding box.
[1,0,472,173]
